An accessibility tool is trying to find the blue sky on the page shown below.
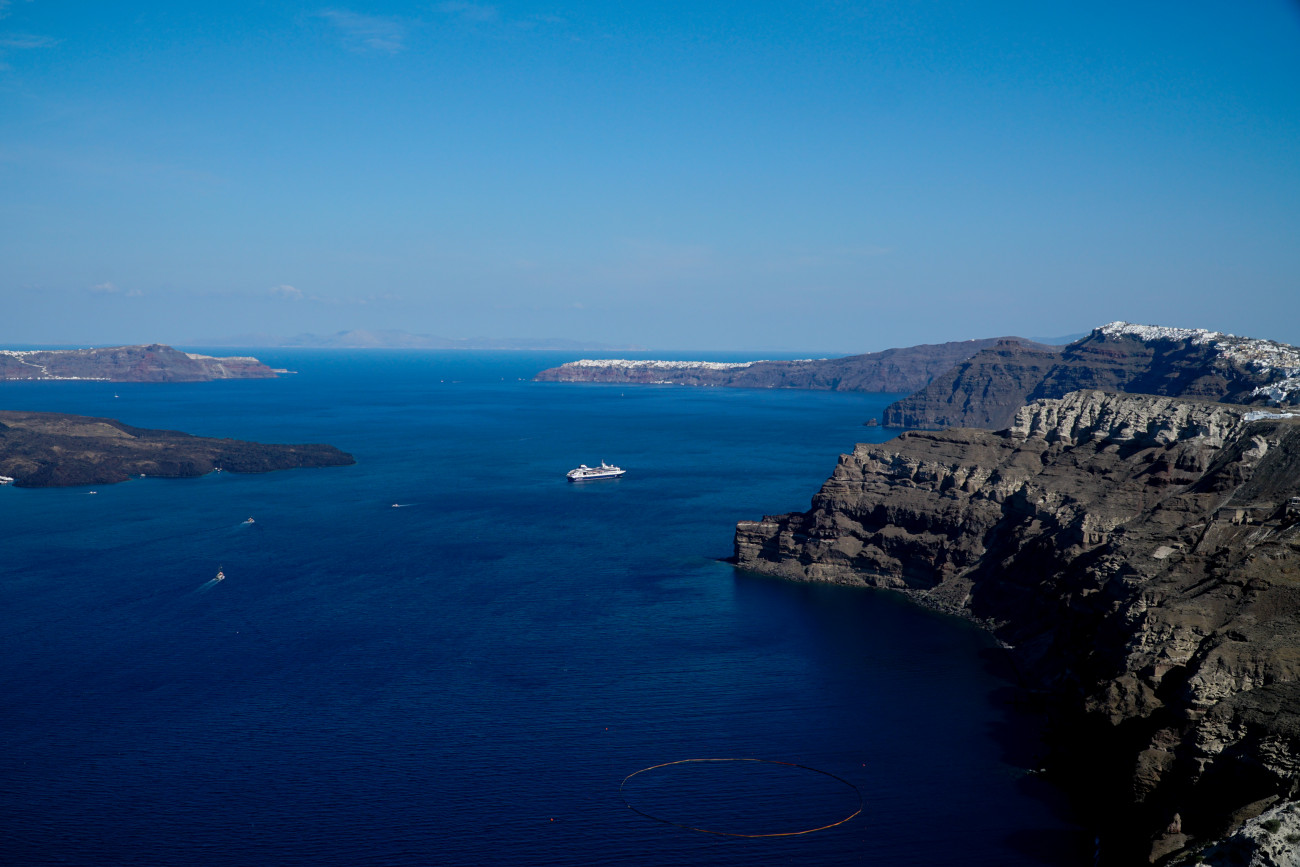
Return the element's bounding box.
[2,1,1298,351]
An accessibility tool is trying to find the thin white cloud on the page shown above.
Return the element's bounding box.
[435,3,572,34]
[0,33,57,49]
[437,2,498,24]
[318,9,407,53]
[269,284,305,300]
[87,281,144,298]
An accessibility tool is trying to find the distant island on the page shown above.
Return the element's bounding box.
[534,337,1051,395]
[191,329,645,351]
[0,410,354,487]
[0,344,278,382]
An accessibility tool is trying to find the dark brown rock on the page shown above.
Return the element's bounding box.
[884,324,1300,431]
[0,410,353,487]
[735,390,1300,862]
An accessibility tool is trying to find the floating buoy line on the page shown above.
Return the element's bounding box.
[619,757,863,838]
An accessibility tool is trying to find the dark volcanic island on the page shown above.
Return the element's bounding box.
[0,411,354,487]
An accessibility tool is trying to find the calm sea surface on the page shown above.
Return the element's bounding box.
[0,351,1087,865]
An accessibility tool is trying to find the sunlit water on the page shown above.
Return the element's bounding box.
[0,351,1087,865]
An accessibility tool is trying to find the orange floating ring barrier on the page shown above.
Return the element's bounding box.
[620,758,864,838]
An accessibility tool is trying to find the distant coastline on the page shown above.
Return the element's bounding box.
[1,345,276,383]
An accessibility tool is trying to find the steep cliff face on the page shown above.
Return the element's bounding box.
[736,390,1300,863]
[883,323,1300,431]
[0,345,277,381]
[533,337,1051,394]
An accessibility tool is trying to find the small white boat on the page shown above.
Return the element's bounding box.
[567,462,626,481]
[242,517,255,524]
[215,568,225,582]
[0,475,14,485]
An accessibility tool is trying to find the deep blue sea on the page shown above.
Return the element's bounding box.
[0,351,1088,866]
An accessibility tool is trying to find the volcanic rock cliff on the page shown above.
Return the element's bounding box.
[735,390,1300,863]
[883,323,1300,431]
[0,410,354,487]
[0,344,277,382]
[533,337,1052,394]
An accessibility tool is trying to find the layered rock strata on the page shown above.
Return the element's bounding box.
[735,390,1300,863]
[0,345,277,381]
[884,323,1300,431]
[0,411,354,487]
[534,337,1050,394]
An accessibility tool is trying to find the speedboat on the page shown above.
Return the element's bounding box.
[567,462,626,481]
[215,568,225,582]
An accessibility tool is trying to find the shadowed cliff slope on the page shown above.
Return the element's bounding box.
[736,390,1300,863]
[0,411,354,487]
[884,323,1300,431]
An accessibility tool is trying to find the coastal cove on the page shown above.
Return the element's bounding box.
[0,350,1086,866]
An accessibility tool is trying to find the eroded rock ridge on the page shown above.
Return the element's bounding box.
[735,389,1300,863]
[883,322,1300,431]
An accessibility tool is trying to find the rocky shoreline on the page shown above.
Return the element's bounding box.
[735,390,1300,864]
[0,410,354,487]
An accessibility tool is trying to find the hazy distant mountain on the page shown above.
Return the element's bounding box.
[190,330,645,351]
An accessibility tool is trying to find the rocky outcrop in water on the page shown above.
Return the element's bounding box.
[533,337,1050,394]
[883,323,1300,431]
[0,410,354,487]
[0,345,277,382]
[735,390,1300,863]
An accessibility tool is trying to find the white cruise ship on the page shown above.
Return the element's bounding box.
[566,462,626,481]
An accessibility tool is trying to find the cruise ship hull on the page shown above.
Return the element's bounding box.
[566,463,626,481]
